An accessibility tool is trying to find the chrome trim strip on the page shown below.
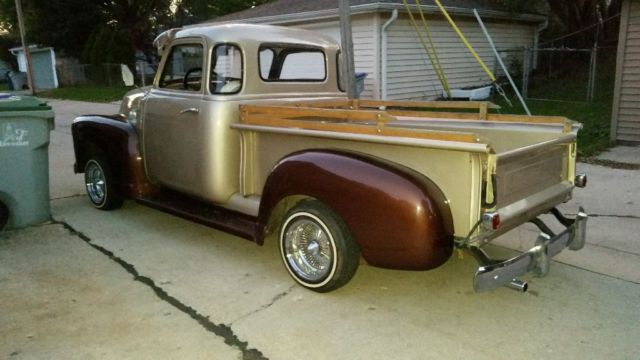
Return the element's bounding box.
[473,207,587,292]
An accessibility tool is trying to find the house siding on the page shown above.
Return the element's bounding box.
[612,0,640,142]
[385,14,536,100]
[295,14,380,99]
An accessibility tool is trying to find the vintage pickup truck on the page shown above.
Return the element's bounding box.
[72,23,588,293]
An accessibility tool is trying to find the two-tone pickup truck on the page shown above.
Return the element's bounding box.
[72,23,588,293]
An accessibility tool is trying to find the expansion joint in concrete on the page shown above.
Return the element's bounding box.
[586,213,640,220]
[52,219,268,360]
[580,158,640,170]
[50,194,85,201]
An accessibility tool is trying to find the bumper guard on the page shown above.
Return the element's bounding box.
[472,207,587,292]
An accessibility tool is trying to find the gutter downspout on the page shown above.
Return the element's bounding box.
[533,18,549,70]
[381,9,398,100]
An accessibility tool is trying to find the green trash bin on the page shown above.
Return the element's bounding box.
[0,93,54,230]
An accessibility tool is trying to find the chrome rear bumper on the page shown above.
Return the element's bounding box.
[472,207,587,293]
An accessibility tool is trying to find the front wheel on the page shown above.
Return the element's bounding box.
[279,199,360,292]
[84,156,123,210]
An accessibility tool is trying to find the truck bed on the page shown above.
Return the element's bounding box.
[234,99,580,240]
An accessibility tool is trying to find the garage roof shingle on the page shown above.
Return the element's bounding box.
[211,0,525,23]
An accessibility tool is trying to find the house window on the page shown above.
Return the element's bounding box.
[159,44,204,91]
[258,44,327,82]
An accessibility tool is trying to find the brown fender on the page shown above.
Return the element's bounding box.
[257,150,454,271]
[71,115,157,198]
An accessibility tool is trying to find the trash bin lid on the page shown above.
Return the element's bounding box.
[0,94,52,112]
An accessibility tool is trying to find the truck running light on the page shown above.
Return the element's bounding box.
[482,212,501,231]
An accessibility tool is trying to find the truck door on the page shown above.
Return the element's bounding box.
[141,40,208,196]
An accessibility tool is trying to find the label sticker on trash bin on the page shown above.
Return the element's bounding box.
[0,123,29,147]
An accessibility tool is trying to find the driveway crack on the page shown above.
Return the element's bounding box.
[53,220,268,360]
[230,285,296,325]
[564,213,640,220]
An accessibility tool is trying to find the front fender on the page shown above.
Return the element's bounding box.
[71,115,155,198]
[257,150,454,271]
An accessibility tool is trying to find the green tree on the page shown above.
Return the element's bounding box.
[492,0,623,47]
[172,0,272,26]
[0,34,19,70]
[0,0,104,58]
[101,0,173,58]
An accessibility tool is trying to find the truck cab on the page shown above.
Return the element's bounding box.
[137,24,345,206]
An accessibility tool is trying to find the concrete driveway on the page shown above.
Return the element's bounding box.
[1,99,639,359]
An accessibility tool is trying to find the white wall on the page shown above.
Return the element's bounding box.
[294,14,380,99]
[385,14,536,100]
[612,0,640,142]
[276,12,537,101]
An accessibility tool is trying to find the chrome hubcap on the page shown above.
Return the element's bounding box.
[85,162,106,205]
[283,217,333,282]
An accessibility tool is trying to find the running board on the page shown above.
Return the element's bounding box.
[136,190,257,241]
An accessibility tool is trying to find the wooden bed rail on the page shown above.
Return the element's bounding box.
[239,104,481,144]
[275,99,572,129]
[239,99,576,143]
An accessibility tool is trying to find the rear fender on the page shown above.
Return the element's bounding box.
[71,115,156,198]
[257,150,454,271]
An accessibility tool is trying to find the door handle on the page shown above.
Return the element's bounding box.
[179,107,200,115]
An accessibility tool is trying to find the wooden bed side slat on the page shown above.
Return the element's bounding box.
[487,114,570,125]
[241,105,397,123]
[357,99,501,110]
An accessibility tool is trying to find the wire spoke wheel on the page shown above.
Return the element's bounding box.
[85,162,106,205]
[279,199,360,292]
[83,157,123,210]
[283,216,334,282]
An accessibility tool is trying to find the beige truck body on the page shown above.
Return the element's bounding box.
[86,23,587,292]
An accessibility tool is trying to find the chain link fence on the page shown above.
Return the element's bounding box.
[56,61,156,87]
[495,46,616,103]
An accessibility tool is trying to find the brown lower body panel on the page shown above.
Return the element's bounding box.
[136,189,257,241]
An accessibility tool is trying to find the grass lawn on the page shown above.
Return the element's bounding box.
[0,82,8,91]
[492,97,612,157]
[37,86,131,103]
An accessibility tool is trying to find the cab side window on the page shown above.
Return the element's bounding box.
[159,44,204,91]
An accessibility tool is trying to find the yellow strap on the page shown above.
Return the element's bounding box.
[415,0,448,89]
[401,0,451,97]
[433,0,496,82]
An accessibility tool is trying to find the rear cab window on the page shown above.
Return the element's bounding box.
[210,44,243,95]
[259,44,327,82]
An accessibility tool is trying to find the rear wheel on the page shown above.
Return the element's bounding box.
[84,157,123,210]
[279,199,360,292]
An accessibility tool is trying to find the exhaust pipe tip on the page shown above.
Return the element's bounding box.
[507,279,528,293]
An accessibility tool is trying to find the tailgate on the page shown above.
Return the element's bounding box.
[485,134,578,233]
[495,141,572,208]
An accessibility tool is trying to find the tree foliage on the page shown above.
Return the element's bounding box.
[492,0,623,47]
[0,0,104,58]
[0,0,273,62]
[172,0,272,26]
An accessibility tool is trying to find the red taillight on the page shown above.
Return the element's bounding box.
[482,212,501,231]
